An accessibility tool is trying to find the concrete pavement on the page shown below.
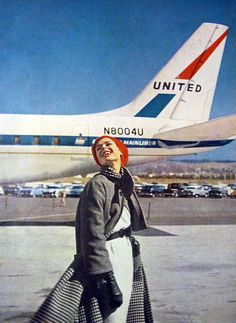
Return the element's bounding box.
[1,225,236,322]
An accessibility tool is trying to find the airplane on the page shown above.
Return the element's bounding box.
[0,22,236,184]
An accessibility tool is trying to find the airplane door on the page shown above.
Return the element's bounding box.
[72,124,89,153]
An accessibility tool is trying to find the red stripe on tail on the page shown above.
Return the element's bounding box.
[177,29,228,80]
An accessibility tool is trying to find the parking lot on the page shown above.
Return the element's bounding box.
[0,195,236,226]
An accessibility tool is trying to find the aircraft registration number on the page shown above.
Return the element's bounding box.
[104,127,144,136]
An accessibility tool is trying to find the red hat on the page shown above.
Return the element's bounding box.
[92,136,128,167]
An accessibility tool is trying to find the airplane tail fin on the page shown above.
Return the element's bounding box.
[100,23,228,122]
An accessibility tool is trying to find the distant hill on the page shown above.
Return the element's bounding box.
[173,159,236,163]
[129,160,236,181]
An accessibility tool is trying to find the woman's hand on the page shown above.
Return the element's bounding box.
[105,271,123,308]
[90,271,123,312]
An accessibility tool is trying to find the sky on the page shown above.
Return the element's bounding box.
[1,0,236,160]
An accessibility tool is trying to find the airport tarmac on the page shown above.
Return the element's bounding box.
[1,225,236,323]
[1,196,236,225]
[0,197,236,322]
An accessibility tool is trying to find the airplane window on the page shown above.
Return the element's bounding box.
[33,136,41,145]
[14,135,21,144]
[52,136,61,145]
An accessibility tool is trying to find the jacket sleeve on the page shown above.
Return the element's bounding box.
[76,178,113,275]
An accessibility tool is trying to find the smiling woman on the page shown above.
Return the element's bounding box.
[31,135,153,323]
[75,135,153,322]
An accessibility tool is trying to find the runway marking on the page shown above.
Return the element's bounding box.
[0,213,74,222]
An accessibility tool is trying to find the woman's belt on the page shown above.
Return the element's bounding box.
[107,226,132,241]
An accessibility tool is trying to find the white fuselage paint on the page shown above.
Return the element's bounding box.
[0,114,217,183]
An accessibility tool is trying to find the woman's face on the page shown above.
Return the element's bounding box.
[95,138,122,167]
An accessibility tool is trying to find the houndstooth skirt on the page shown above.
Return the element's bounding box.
[30,238,153,323]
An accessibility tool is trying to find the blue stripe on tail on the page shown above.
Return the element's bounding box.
[135,94,175,118]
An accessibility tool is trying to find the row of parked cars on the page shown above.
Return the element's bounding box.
[1,183,85,198]
[1,182,236,199]
[136,183,236,198]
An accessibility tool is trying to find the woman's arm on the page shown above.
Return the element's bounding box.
[76,178,113,275]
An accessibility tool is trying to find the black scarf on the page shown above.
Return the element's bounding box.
[100,166,134,199]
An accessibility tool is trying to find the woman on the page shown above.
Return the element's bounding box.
[31,135,153,323]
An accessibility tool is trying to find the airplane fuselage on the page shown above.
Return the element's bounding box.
[0,113,225,183]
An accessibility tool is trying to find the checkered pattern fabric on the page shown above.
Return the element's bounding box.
[127,253,153,322]
[30,262,104,323]
[30,243,153,322]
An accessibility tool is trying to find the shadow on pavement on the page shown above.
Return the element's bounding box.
[0,220,75,226]
[135,226,177,236]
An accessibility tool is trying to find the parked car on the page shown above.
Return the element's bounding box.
[139,185,166,197]
[177,188,193,198]
[222,184,236,196]
[230,190,236,198]
[151,185,166,197]
[18,186,34,197]
[30,187,44,197]
[3,185,19,196]
[0,186,5,196]
[185,185,210,198]
[65,185,84,197]
[163,183,192,198]
[134,184,145,195]
[42,185,65,198]
[208,188,223,198]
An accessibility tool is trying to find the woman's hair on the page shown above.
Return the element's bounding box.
[91,135,128,166]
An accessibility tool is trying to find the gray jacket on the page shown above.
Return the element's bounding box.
[76,172,147,275]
